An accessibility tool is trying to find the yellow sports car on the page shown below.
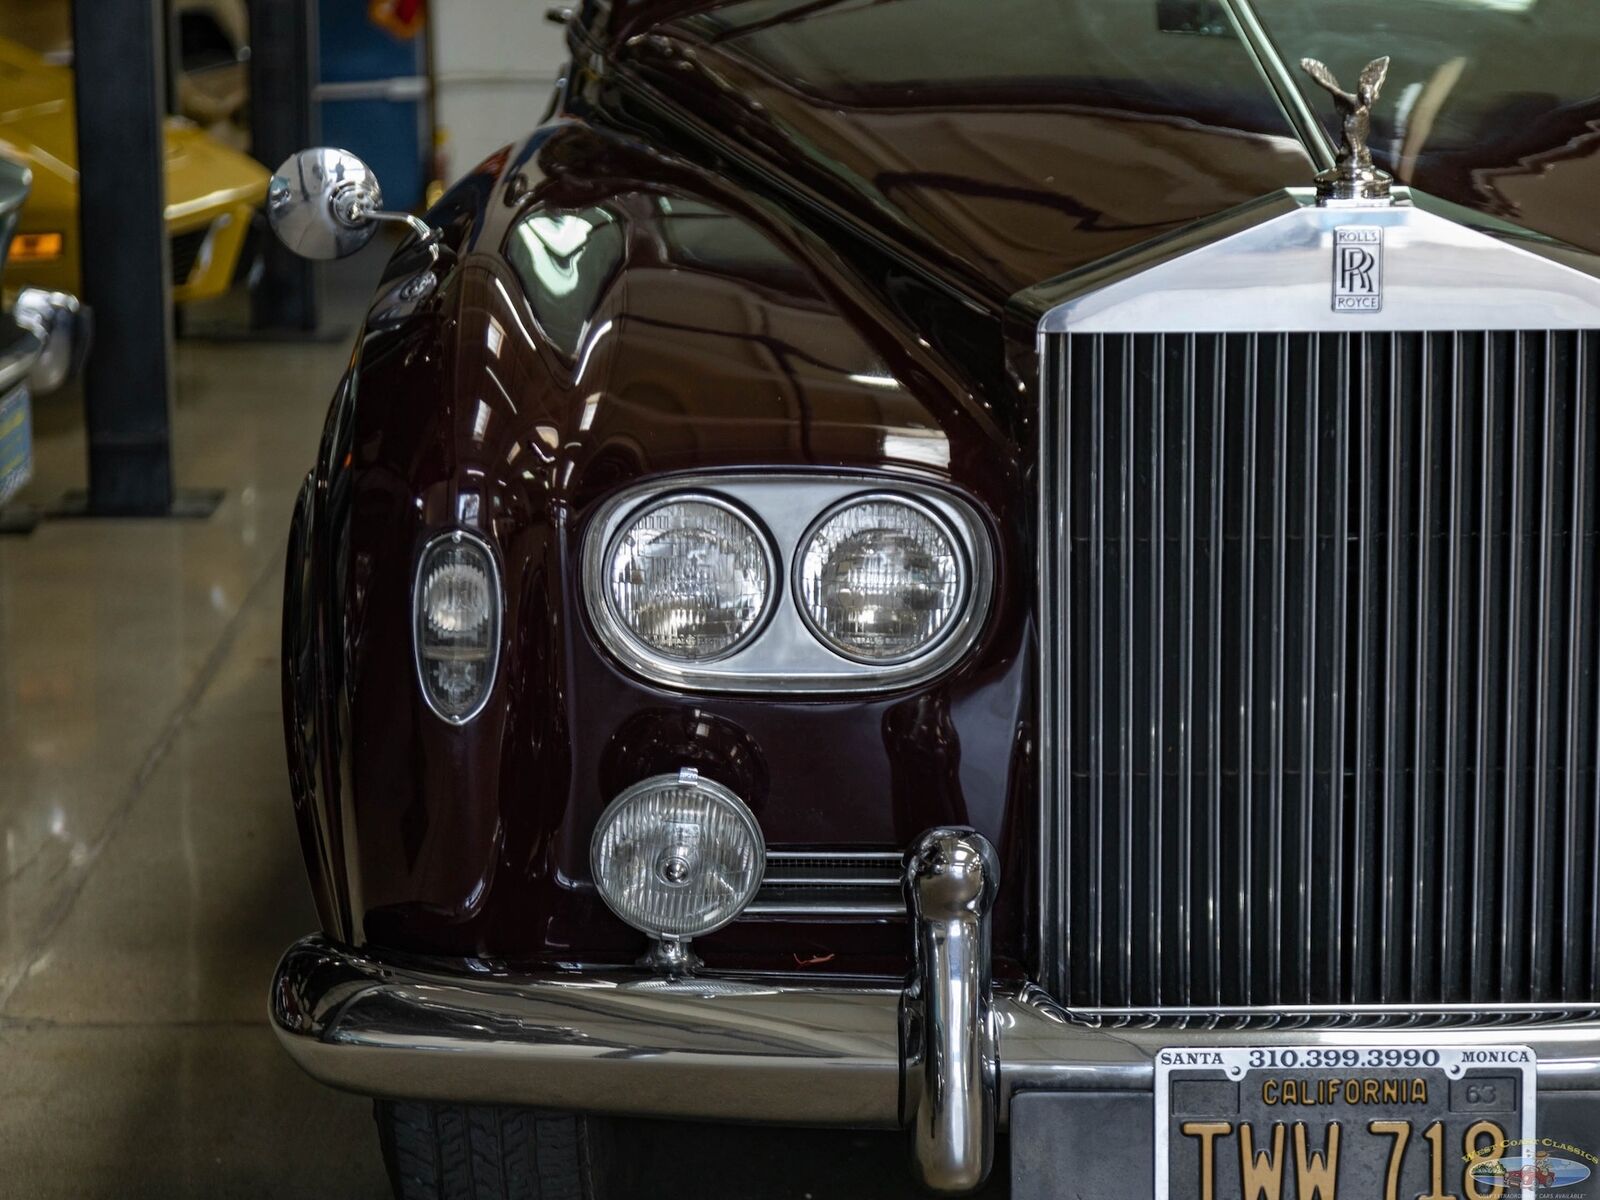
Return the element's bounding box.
[0,35,268,303]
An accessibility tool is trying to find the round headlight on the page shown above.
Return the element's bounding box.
[590,770,765,940]
[414,531,501,722]
[602,495,774,662]
[796,495,966,663]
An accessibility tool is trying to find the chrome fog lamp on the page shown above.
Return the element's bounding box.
[796,495,966,663]
[590,770,765,960]
[413,531,501,723]
[599,495,774,662]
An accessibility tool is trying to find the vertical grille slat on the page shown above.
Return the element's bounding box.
[1295,334,1320,1005]
[1117,339,1135,1008]
[1471,335,1499,994]
[1380,331,1406,1005]
[1409,334,1438,1000]
[1238,334,1258,1006]
[1350,333,1379,1002]
[1205,338,1226,1003]
[1441,333,1469,1002]
[1531,334,1559,999]
[1266,338,1288,1006]
[1177,334,1197,1008]
[1560,335,1585,1002]
[1042,328,1600,1014]
[1502,335,1529,1001]
[1328,333,1351,1006]
[1088,334,1105,1009]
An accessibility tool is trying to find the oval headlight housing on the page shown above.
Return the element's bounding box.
[413,531,501,723]
[796,495,965,663]
[590,770,765,940]
[601,495,774,662]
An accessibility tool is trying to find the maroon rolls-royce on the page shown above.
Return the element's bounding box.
[266,1,1600,1196]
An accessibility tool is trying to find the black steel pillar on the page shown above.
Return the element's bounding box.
[71,0,176,516]
[250,0,320,332]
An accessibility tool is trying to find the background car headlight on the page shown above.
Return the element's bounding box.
[602,495,774,662]
[590,770,765,940]
[414,531,500,722]
[796,495,965,662]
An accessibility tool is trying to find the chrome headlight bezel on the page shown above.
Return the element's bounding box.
[412,528,503,725]
[581,474,993,694]
[593,491,780,667]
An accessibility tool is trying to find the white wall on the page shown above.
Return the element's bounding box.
[430,0,570,186]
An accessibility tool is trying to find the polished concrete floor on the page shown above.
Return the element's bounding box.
[0,282,1011,1198]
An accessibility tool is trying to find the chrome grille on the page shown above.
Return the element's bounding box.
[1039,329,1600,1015]
[745,850,903,919]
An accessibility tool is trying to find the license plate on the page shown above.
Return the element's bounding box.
[0,383,31,507]
[1156,1045,1537,1200]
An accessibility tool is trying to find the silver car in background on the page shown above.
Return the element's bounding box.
[0,156,86,506]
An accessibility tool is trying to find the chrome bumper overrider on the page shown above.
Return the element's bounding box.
[272,828,1600,1195]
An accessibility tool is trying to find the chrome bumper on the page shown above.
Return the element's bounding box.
[272,829,1600,1195]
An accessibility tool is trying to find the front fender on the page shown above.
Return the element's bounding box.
[303,119,1033,976]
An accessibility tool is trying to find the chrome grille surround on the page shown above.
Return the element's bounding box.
[1035,187,1600,1023]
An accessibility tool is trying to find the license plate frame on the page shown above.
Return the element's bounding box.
[1155,1044,1537,1200]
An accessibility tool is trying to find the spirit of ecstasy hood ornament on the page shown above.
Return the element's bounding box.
[1300,55,1393,203]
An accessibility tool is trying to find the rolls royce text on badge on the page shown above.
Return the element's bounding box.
[254,2,1600,1197]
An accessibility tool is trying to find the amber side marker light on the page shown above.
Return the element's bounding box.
[9,232,63,263]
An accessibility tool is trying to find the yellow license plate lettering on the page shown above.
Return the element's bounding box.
[1370,1120,1413,1200]
[1464,1120,1508,1200]
[1239,1123,1287,1200]
[1422,1119,1459,1200]
[1180,1121,1232,1200]
[1293,1122,1341,1200]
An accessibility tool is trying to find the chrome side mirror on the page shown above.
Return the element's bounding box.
[267,147,436,261]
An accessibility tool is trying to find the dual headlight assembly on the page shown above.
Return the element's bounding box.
[582,475,994,693]
[413,475,994,947]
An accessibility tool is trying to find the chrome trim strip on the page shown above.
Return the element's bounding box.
[903,830,998,1196]
[411,528,503,726]
[1036,188,1600,335]
[580,474,995,694]
[1215,0,1338,173]
[744,900,906,918]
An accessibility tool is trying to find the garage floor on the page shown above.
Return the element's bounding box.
[0,277,1012,1198]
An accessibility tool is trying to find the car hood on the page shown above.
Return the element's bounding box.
[0,36,267,221]
[592,0,1600,306]
[600,0,1317,307]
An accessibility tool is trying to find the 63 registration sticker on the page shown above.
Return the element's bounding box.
[1155,1045,1537,1200]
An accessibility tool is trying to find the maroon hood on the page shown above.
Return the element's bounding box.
[573,0,1600,305]
[577,0,1317,306]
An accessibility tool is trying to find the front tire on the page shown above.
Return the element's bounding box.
[375,1101,613,1199]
